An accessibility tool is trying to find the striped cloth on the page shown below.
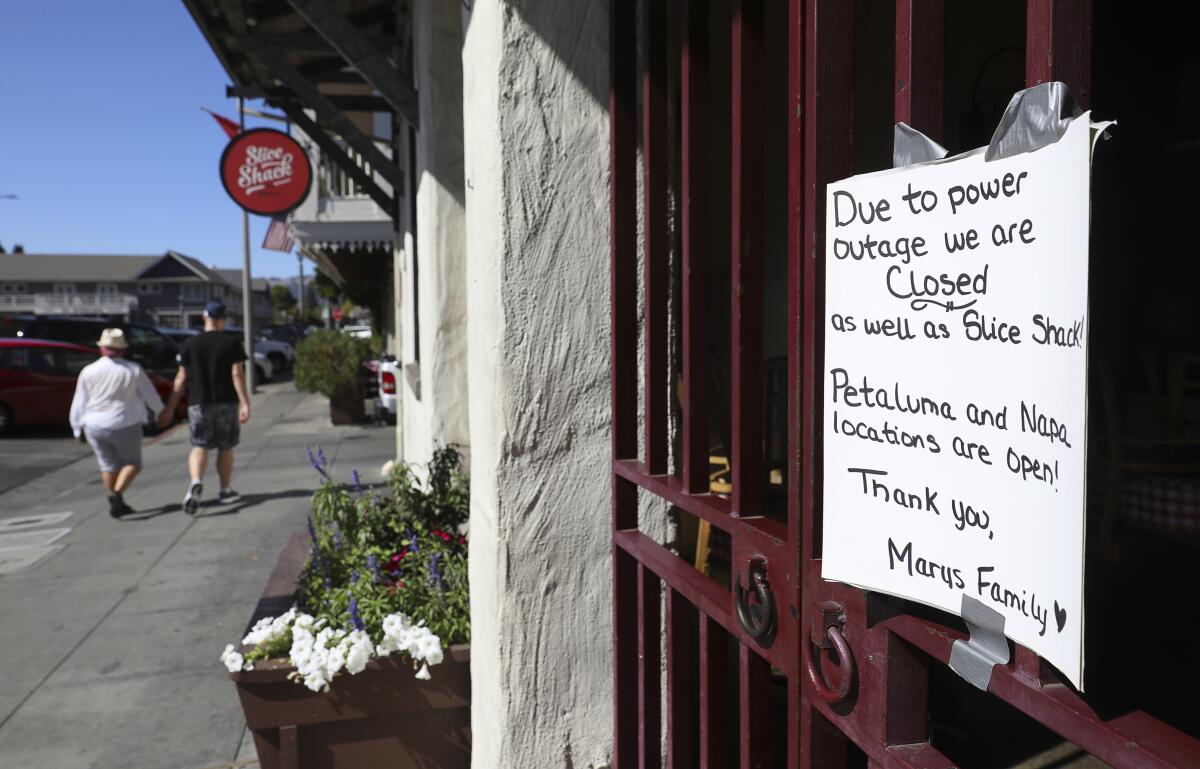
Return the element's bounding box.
[262,217,294,252]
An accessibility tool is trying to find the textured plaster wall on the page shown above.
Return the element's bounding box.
[399,0,470,466]
[462,1,615,766]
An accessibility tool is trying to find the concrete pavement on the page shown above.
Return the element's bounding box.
[0,425,92,496]
[0,382,395,769]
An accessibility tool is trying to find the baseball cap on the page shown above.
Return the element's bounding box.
[204,299,227,319]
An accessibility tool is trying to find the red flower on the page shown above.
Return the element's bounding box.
[458,536,467,545]
[432,529,452,542]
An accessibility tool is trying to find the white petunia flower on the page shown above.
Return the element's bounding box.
[415,663,431,680]
[345,630,373,674]
[220,644,245,673]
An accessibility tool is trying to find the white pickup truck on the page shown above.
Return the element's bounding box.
[373,355,399,425]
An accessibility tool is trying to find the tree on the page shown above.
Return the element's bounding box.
[270,284,297,318]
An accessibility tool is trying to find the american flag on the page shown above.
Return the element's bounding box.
[262,217,295,252]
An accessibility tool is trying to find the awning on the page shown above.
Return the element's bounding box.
[289,220,395,252]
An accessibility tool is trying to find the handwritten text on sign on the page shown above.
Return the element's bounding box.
[821,116,1094,689]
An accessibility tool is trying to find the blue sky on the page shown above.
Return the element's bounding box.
[0,0,304,280]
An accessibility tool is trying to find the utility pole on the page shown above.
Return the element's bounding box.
[239,97,256,393]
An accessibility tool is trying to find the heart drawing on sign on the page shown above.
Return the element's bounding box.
[1053,601,1067,633]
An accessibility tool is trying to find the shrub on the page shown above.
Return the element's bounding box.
[293,330,371,399]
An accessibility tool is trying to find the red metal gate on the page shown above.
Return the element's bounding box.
[611,1,1200,767]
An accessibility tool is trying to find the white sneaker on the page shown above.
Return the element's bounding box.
[183,480,203,516]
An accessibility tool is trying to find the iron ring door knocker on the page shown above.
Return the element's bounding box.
[734,563,776,643]
[806,601,855,704]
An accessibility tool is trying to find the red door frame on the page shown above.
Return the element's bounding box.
[611,0,1200,767]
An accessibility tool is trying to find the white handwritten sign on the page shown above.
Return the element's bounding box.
[822,115,1096,689]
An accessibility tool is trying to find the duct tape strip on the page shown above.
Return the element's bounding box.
[985,81,1082,162]
[948,594,1010,691]
[893,122,949,168]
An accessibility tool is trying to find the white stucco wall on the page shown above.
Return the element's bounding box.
[462,1,615,766]
[398,0,470,466]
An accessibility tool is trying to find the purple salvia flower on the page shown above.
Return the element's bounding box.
[407,526,419,552]
[350,570,360,584]
[306,446,329,479]
[366,553,381,582]
[429,552,444,592]
[317,446,327,466]
[351,469,362,493]
[348,595,364,631]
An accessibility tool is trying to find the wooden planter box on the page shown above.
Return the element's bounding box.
[230,532,471,769]
[328,389,365,425]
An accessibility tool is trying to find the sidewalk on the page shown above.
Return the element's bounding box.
[0,383,396,769]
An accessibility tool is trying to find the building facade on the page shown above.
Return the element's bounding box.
[0,251,256,328]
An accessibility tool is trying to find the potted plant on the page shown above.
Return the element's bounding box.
[293,330,371,424]
[222,447,471,769]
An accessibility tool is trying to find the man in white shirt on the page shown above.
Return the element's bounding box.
[69,328,165,518]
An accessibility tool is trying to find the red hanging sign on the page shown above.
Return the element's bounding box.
[219,128,313,216]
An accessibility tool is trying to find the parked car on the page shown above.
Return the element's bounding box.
[340,324,373,340]
[225,326,294,371]
[0,315,180,378]
[158,327,279,383]
[252,350,274,384]
[0,338,185,435]
[262,323,306,346]
[373,355,399,425]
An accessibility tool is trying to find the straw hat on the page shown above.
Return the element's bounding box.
[97,328,129,349]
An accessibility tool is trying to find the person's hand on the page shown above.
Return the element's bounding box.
[239,403,251,424]
[74,433,85,444]
[157,409,174,429]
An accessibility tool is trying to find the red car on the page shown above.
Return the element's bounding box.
[0,338,185,435]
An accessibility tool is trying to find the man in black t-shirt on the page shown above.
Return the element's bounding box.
[159,300,251,514]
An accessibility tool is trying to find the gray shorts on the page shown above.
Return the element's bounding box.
[188,403,240,451]
[85,424,144,473]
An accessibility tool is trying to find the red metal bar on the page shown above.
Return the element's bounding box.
[1026,0,1092,108]
[699,615,729,769]
[803,698,852,769]
[638,562,662,769]
[666,588,699,769]
[681,0,711,493]
[616,530,798,675]
[616,531,733,635]
[612,0,641,765]
[643,0,669,475]
[731,0,765,517]
[799,2,853,768]
[610,0,638,468]
[739,645,771,769]
[894,0,945,140]
[799,0,853,556]
[613,459,788,546]
[883,633,929,746]
[614,540,640,769]
[885,615,1200,769]
[786,0,806,763]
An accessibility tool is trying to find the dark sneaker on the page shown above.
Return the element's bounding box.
[108,493,125,519]
[120,501,137,517]
[218,488,240,504]
[183,480,203,515]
